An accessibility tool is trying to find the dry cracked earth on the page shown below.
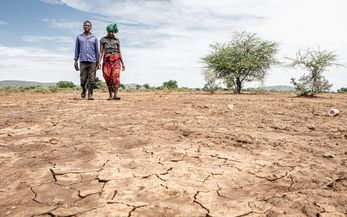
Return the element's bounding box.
[0,92,346,217]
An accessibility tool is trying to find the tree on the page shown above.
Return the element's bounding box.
[201,68,219,93]
[56,81,75,89]
[119,83,125,90]
[94,77,106,90]
[143,83,150,89]
[136,84,142,90]
[287,48,341,96]
[337,87,347,93]
[202,31,279,94]
[223,75,235,92]
[162,80,178,89]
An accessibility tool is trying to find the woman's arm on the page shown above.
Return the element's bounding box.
[119,44,125,71]
[98,42,104,69]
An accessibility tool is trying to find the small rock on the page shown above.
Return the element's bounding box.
[198,105,209,109]
[323,152,336,158]
[328,108,339,117]
[227,104,234,110]
[128,160,137,169]
[181,129,190,137]
[307,125,316,130]
[49,138,58,144]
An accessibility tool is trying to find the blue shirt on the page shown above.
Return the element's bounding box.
[74,33,99,63]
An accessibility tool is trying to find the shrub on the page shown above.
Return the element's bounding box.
[143,83,150,89]
[162,80,178,89]
[337,87,347,93]
[56,81,76,89]
[287,48,341,96]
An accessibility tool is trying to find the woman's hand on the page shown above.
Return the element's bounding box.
[97,62,101,70]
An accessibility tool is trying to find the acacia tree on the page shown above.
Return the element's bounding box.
[201,68,219,93]
[223,75,236,92]
[202,31,279,94]
[287,48,341,96]
[162,80,178,89]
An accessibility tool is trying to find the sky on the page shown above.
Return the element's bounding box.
[0,0,346,89]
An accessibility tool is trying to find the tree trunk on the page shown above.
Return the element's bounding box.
[236,77,242,94]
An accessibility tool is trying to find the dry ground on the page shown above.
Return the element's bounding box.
[0,91,346,217]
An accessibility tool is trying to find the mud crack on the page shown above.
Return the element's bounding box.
[193,191,212,217]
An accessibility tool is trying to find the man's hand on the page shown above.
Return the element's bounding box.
[122,65,126,71]
[74,60,79,71]
[97,62,101,70]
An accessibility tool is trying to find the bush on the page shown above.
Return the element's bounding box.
[143,83,150,89]
[0,86,18,93]
[337,87,347,93]
[136,84,142,90]
[49,86,59,93]
[56,81,76,89]
[119,83,125,90]
[18,85,38,92]
[162,80,178,89]
[94,77,107,90]
[287,48,340,96]
[202,68,219,93]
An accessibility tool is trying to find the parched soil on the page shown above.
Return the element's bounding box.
[0,91,346,217]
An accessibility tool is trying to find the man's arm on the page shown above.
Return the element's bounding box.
[74,36,80,61]
[74,36,80,71]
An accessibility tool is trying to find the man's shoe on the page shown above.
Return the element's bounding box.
[81,91,86,99]
[87,85,94,100]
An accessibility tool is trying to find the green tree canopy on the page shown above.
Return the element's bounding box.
[337,87,347,93]
[287,48,341,96]
[162,80,178,89]
[202,31,279,94]
[56,81,76,89]
[143,83,150,89]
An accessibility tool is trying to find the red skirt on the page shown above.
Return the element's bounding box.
[103,53,121,88]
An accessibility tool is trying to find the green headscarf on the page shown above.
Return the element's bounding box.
[106,24,118,33]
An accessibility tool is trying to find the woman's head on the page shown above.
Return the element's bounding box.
[106,24,118,37]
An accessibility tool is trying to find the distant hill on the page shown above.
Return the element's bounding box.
[0,80,56,88]
[124,83,141,89]
[264,85,294,92]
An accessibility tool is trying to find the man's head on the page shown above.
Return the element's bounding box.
[83,21,92,33]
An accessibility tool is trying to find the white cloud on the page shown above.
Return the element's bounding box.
[19,1,347,89]
[0,44,78,83]
[0,21,9,25]
[21,35,74,44]
[40,0,64,5]
[42,18,81,31]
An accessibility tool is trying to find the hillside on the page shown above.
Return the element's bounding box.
[0,80,56,88]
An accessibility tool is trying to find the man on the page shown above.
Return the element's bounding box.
[74,21,99,100]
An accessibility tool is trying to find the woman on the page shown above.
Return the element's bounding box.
[98,24,125,100]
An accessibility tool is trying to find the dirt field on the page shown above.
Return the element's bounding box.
[0,91,346,217]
